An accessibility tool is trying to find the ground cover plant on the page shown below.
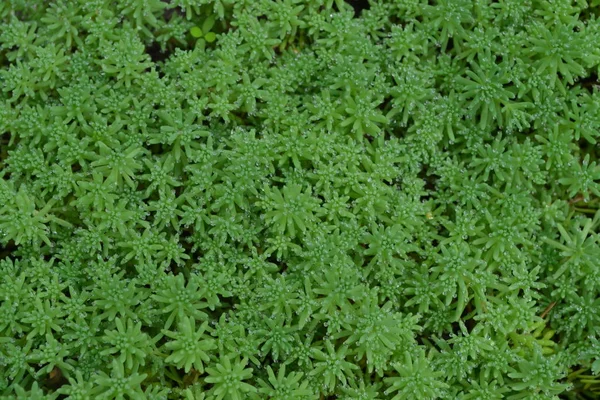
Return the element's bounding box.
[1,0,600,398]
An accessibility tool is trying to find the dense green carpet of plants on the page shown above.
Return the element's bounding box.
[1,0,600,399]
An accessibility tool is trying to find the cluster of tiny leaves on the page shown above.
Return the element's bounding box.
[1,0,600,399]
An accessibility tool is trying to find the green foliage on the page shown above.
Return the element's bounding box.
[162,316,215,373]
[1,0,600,399]
[384,350,449,400]
[100,317,152,371]
[92,359,148,399]
[205,355,256,400]
[190,16,217,51]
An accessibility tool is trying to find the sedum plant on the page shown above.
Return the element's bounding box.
[0,0,600,399]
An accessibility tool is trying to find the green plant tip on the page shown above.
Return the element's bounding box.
[190,27,203,38]
[204,32,216,43]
